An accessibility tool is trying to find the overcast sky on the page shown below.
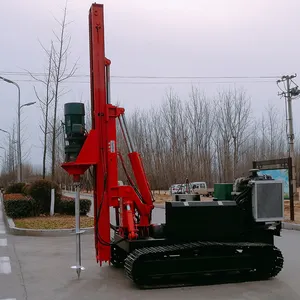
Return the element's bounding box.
[1,0,300,171]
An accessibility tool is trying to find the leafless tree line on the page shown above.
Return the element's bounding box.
[1,84,299,191]
[0,121,31,183]
[116,86,295,189]
[0,121,42,186]
[33,85,299,191]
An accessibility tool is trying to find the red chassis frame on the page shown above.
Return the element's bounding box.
[62,3,154,265]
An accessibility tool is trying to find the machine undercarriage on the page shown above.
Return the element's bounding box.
[61,3,284,289]
[123,241,283,288]
[110,178,284,288]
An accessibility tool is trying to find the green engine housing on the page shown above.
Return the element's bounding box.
[64,102,86,162]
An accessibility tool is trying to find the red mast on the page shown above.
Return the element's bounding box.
[89,3,119,264]
[62,3,154,267]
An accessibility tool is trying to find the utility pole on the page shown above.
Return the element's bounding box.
[0,129,13,174]
[19,101,36,181]
[0,76,21,182]
[277,74,300,202]
[0,76,36,182]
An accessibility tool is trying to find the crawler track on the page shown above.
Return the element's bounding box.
[123,241,284,288]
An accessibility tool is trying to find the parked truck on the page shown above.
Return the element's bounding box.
[190,181,214,197]
[170,181,214,197]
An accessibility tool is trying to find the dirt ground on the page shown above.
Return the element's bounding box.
[279,187,300,223]
[284,200,300,223]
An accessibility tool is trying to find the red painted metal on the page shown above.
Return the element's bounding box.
[89,3,111,264]
[61,129,99,179]
[61,3,154,267]
[128,152,154,207]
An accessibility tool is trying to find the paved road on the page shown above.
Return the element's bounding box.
[8,224,300,300]
[0,197,26,300]
[2,192,300,299]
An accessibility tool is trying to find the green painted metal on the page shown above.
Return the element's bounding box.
[64,102,85,115]
[64,103,85,135]
[214,183,233,200]
[64,102,86,162]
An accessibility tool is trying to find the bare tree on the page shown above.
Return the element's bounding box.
[160,89,184,184]
[25,0,77,182]
[50,0,78,181]
[27,44,54,179]
[214,88,252,181]
[185,87,215,184]
[263,102,287,159]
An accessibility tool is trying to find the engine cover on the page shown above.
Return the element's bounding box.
[165,201,246,242]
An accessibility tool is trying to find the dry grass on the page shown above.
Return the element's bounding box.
[153,193,172,203]
[284,200,300,223]
[152,190,213,203]
[3,193,33,200]
[13,215,94,229]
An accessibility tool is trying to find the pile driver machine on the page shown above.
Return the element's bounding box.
[62,3,284,288]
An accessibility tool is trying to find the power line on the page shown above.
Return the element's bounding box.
[0,78,276,85]
[0,70,281,80]
[109,75,280,79]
